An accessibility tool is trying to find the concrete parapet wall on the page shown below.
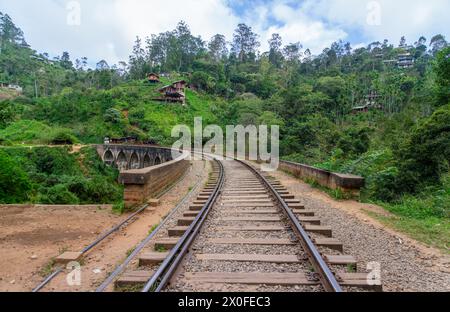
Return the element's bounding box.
[279,160,365,195]
[119,150,191,208]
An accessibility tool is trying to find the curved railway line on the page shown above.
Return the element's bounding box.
[32,160,201,292]
[97,156,382,292]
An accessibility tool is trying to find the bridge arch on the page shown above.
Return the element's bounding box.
[103,150,114,166]
[116,151,128,171]
[143,154,152,168]
[129,152,140,169]
[154,155,162,166]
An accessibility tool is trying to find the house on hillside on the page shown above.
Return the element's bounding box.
[397,53,414,69]
[8,84,23,93]
[147,73,160,83]
[352,91,383,114]
[0,82,23,93]
[156,80,187,104]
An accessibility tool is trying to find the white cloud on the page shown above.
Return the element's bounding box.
[0,0,448,65]
[305,0,450,45]
[241,1,348,54]
[0,0,238,65]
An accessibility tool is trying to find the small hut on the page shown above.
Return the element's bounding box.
[156,80,187,104]
[147,73,160,83]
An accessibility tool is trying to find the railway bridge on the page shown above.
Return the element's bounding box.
[96,144,174,171]
[96,144,191,208]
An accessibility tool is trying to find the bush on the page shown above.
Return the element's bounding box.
[104,108,122,123]
[0,146,123,205]
[369,167,400,202]
[42,184,79,205]
[337,127,371,157]
[49,129,78,145]
[0,150,32,203]
[396,104,450,194]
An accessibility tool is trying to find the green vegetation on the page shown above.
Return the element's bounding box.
[39,259,56,277]
[372,174,450,253]
[0,146,123,205]
[0,13,448,249]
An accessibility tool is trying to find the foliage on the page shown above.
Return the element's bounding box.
[434,47,450,105]
[0,149,31,203]
[395,104,450,194]
[0,146,123,205]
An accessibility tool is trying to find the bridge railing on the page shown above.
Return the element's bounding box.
[119,149,190,208]
[278,160,365,196]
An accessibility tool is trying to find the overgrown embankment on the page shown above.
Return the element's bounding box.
[285,105,450,252]
[0,146,123,205]
[0,79,219,147]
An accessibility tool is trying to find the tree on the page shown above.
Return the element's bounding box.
[430,34,448,55]
[414,36,427,58]
[0,150,31,203]
[75,57,88,71]
[60,52,73,70]
[268,33,283,67]
[96,60,110,71]
[0,12,27,48]
[208,34,228,62]
[231,23,260,62]
[173,21,204,71]
[129,36,147,79]
[434,47,450,105]
[283,42,302,63]
[145,21,204,72]
[396,105,450,194]
[0,100,15,128]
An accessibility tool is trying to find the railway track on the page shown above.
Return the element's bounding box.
[32,159,200,292]
[98,157,382,292]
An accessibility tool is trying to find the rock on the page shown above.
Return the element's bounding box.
[30,255,38,260]
[10,280,15,284]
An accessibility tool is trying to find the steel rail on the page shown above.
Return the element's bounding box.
[32,203,150,292]
[31,267,63,293]
[237,160,343,293]
[32,158,194,293]
[142,158,225,292]
[96,152,208,291]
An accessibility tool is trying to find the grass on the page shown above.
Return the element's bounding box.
[112,201,125,214]
[0,120,77,145]
[149,224,159,234]
[347,263,357,273]
[126,247,136,257]
[302,177,354,200]
[368,176,450,254]
[154,245,168,253]
[39,259,56,277]
[115,284,145,293]
[281,164,450,254]
[368,210,450,254]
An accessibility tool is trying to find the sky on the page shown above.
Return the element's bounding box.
[0,0,449,66]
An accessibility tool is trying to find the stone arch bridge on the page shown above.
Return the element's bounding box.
[95,144,174,171]
[95,144,190,208]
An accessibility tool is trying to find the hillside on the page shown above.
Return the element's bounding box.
[0,77,221,146]
[0,12,448,250]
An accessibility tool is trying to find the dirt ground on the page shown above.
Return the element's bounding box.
[0,160,208,292]
[0,205,121,291]
[269,168,450,292]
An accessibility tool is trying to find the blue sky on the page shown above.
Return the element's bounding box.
[0,0,449,66]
